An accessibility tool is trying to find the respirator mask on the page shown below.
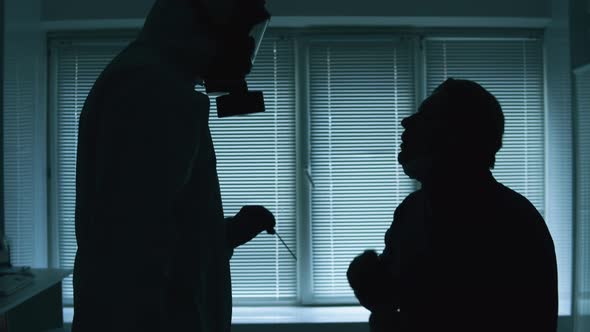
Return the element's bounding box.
[198,0,271,118]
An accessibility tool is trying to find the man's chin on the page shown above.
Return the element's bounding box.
[397,151,414,169]
[398,153,416,179]
[398,154,432,182]
[397,150,407,165]
[401,162,420,180]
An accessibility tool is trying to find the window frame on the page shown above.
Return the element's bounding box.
[46,27,552,307]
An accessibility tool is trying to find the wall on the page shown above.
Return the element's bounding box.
[573,63,590,332]
[41,0,551,21]
[572,1,590,331]
[570,0,590,68]
[545,0,575,317]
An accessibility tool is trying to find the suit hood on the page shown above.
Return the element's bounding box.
[136,0,215,79]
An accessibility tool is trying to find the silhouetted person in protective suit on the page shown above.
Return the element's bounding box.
[347,79,558,332]
[73,0,275,331]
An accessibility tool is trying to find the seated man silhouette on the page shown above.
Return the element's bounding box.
[347,78,558,332]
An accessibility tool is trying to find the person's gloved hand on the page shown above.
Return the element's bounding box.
[347,250,395,313]
[227,206,276,249]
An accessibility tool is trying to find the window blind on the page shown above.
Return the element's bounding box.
[52,33,297,303]
[309,38,416,301]
[51,32,559,308]
[203,36,298,302]
[574,64,590,329]
[3,54,36,266]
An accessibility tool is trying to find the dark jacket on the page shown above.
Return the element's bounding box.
[376,171,557,332]
[72,1,231,331]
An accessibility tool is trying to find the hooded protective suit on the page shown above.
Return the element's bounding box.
[72,1,237,331]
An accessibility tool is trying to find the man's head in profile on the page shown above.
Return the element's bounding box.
[398,78,504,182]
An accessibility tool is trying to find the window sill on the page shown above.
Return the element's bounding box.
[62,307,574,332]
[231,306,370,324]
[63,306,371,325]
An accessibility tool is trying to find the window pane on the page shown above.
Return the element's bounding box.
[4,54,36,266]
[309,38,416,301]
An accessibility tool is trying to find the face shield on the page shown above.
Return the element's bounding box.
[201,2,271,118]
[249,19,269,63]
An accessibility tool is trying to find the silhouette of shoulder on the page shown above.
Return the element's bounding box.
[494,181,544,220]
[492,181,555,258]
[392,189,426,220]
